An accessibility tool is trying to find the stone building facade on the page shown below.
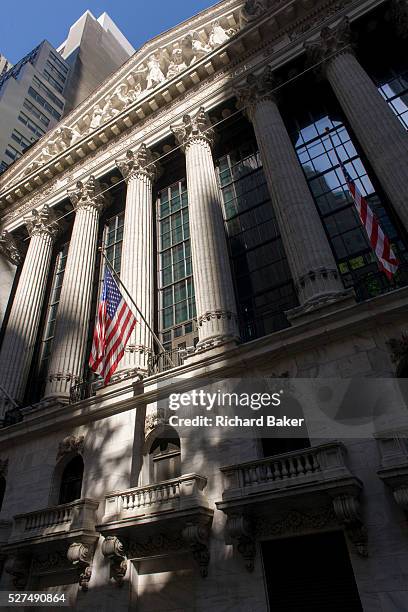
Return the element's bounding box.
[0,0,408,609]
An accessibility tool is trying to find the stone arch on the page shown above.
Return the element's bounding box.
[141,424,181,486]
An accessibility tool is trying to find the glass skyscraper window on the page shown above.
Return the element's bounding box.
[157,180,196,350]
[217,143,297,341]
[290,108,408,299]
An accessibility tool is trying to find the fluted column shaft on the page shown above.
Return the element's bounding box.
[44,177,106,400]
[172,108,239,348]
[0,207,57,407]
[252,98,345,304]
[235,69,346,308]
[325,51,408,230]
[116,145,158,375]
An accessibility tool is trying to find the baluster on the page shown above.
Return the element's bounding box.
[311,453,319,471]
[281,459,289,478]
[265,460,273,481]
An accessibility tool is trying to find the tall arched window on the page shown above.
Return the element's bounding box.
[0,476,6,511]
[58,455,84,505]
[149,432,181,483]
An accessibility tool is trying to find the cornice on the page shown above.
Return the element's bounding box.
[0,0,386,227]
[0,282,406,448]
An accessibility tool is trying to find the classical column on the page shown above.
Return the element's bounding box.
[115,145,160,375]
[44,176,108,401]
[0,207,58,407]
[171,108,239,350]
[306,18,408,231]
[235,68,348,313]
[390,0,408,39]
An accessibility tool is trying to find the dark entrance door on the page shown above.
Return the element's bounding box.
[261,531,362,611]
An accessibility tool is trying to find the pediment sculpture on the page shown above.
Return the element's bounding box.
[18,18,241,179]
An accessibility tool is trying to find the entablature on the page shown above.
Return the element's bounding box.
[0,0,385,230]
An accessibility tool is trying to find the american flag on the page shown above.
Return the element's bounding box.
[341,163,399,280]
[89,266,137,384]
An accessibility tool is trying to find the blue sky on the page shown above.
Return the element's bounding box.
[1,0,217,63]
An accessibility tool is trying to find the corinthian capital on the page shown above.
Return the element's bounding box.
[390,0,408,38]
[68,175,109,213]
[116,144,161,182]
[234,66,279,119]
[305,18,355,71]
[24,205,59,240]
[171,107,215,150]
[0,230,22,265]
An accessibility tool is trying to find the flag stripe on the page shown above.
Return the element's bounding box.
[89,267,137,384]
[341,166,398,280]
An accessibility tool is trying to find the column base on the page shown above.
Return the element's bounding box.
[184,335,240,365]
[286,289,355,325]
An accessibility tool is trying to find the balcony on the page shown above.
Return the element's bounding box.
[216,443,366,568]
[7,498,99,548]
[98,474,213,579]
[376,430,408,513]
[3,499,99,590]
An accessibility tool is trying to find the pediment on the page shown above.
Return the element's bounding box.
[0,0,351,210]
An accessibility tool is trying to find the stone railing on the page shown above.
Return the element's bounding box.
[221,442,352,500]
[103,474,208,522]
[9,498,99,544]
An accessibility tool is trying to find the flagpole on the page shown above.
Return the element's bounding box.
[99,249,175,369]
[324,127,344,170]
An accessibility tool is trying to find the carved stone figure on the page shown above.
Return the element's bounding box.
[209,21,233,47]
[240,0,267,27]
[190,31,212,63]
[89,104,104,130]
[166,45,188,79]
[145,53,166,89]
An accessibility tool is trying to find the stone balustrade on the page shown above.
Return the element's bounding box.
[221,442,354,500]
[103,474,208,522]
[9,498,99,544]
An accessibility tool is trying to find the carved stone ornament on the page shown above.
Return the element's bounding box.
[0,231,22,265]
[68,175,109,213]
[171,106,215,149]
[234,65,279,119]
[145,407,168,433]
[116,144,161,182]
[101,535,128,586]
[226,514,256,572]
[24,205,59,240]
[393,485,408,512]
[240,0,268,27]
[332,493,368,557]
[182,523,211,578]
[305,17,355,72]
[5,554,31,590]
[57,434,84,460]
[128,533,185,559]
[67,542,93,591]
